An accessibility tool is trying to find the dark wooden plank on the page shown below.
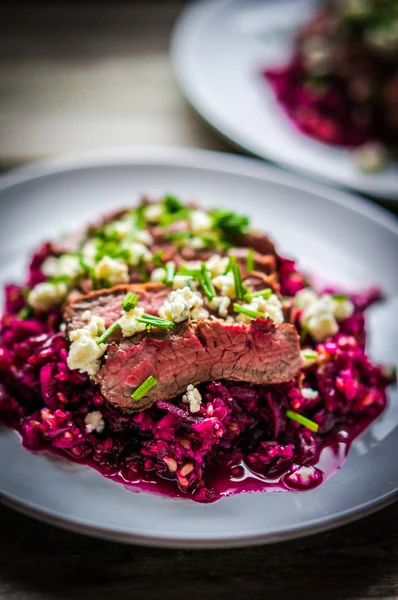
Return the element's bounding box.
[0,501,397,600]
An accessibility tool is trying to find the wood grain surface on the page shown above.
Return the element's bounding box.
[0,3,397,599]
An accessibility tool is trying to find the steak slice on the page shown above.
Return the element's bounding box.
[64,283,169,333]
[94,318,302,413]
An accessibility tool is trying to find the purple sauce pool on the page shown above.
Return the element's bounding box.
[20,414,377,503]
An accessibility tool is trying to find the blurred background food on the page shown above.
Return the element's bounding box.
[264,0,398,172]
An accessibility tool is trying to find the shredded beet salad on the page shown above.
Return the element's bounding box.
[0,196,394,502]
[263,0,398,172]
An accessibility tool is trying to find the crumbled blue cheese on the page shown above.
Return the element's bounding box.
[208,295,231,318]
[125,242,152,266]
[205,254,229,278]
[133,230,153,246]
[294,288,318,309]
[105,218,132,239]
[188,210,212,234]
[295,288,354,342]
[332,296,355,320]
[236,294,284,324]
[185,236,206,250]
[28,282,68,311]
[212,271,236,299]
[118,306,146,337]
[289,465,316,485]
[81,239,99,267]
[67,311,107,376]
[150,268,195,290]
[159,286,209,323]
[182,261,202,271]
[42,254,81,280]
[151,267,166,283]
[144,203,163,223]
[301,387,319,400]
[173,275,196,289]
[84,410,105,433]
[182,384,202,413]
[94,256,129,286]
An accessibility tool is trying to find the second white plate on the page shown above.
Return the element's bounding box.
[172,0,398,200]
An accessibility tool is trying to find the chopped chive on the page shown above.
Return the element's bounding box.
[178,265,201,278]
[199,263,216,300]
[152,251,165,267]
[301,349,318,360]
[163,194,182,213]
[122,292,139,312]
[286,410,319,433]
[245,288,273,302]
[136,313,175,330]
[47,275,70,284]
[233,303,267,319]
[300,317,312,343]
[160,208,191,227]
[96,321,120,345]
[134,204,147,230]
[210,210,250,237]
[332,294,348,301]
[18,306,33,320]
[224,255,235,274]
[137,260,149,283]
[246,248,255,273]
[199,234,218,248]
[230,258,245,301]
[165,261,176,285]
[131,375,158,401]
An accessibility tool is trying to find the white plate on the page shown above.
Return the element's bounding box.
[171,0,398,200]
[0,147,397,548]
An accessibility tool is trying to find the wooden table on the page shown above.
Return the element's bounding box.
[0,3,397,599]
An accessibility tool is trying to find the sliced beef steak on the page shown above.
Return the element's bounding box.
[64,283,168,333]
[94,318,302,413]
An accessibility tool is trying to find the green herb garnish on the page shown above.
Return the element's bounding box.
[160,208,191,227]
[163,194,183,213]
[152,251,165,267]
[131,375,158,401]
[47,275,70,284]
[137,260,149,283]
[211,209,250,237]
[199,263,216,301]
[246,248,255,273]
[301,349,318,361]
[18,306,33,320]
[233,303,267,319]
[332,294,348,301]
[165,261,176,285]
[229,256,245,301]
[178,265,201,278]
[136,314,175,330]
[165,231,193,241]
[96,321,121,345]
[244,288,273,302]
[286,410,319,433]
[122,292,139,312]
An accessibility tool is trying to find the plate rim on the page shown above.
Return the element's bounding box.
[170,0,398,201]
[0,145,397,548]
